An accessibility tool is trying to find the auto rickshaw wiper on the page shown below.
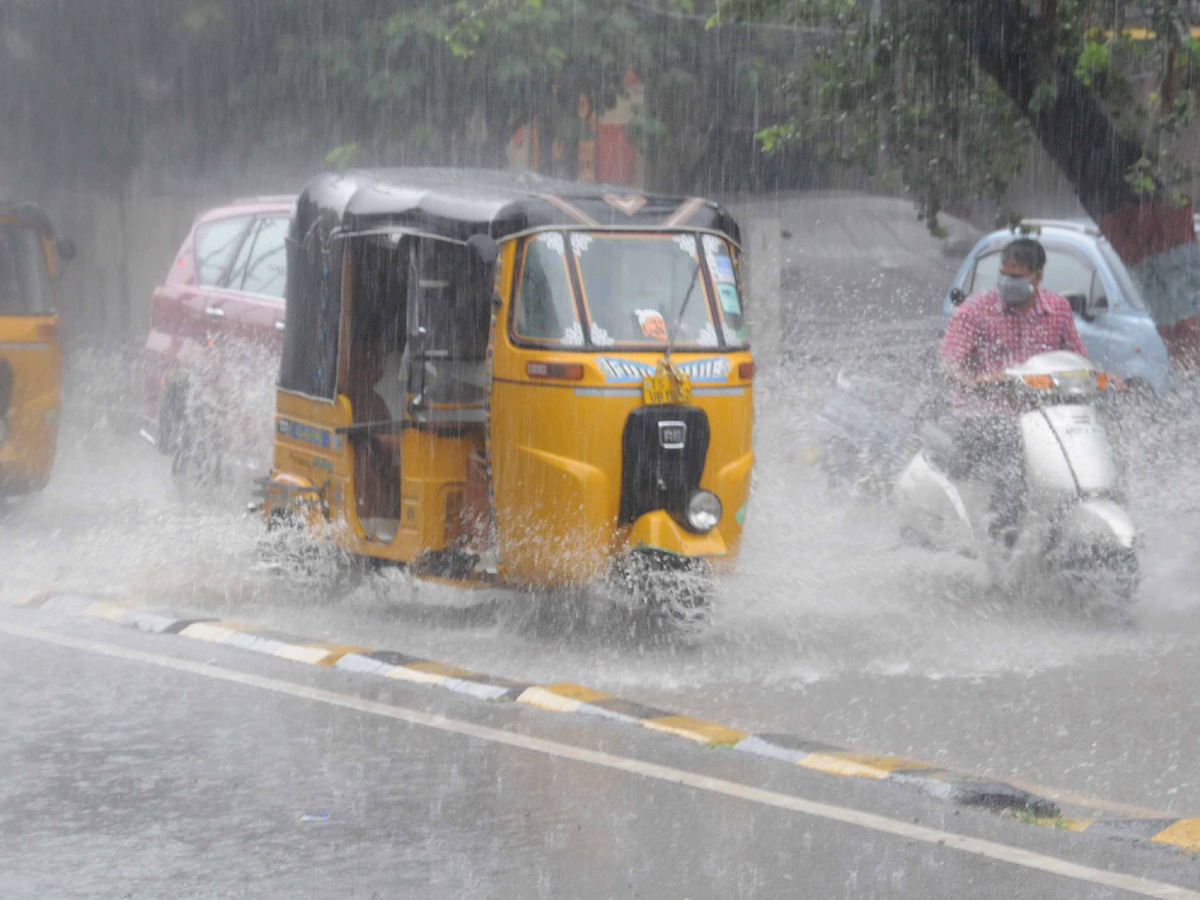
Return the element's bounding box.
[665,258,702,364]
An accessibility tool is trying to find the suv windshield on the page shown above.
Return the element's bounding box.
[512,230,746,349]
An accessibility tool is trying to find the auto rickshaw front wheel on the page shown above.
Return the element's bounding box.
[607,549,715,632]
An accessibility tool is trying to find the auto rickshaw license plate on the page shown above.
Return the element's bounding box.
[642,373,692,405]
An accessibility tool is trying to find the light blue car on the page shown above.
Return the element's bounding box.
[944,220,1173,395]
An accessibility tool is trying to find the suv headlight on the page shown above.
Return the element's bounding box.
[685,490,722,533]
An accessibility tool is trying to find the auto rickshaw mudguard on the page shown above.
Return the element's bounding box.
[625,510,727,558]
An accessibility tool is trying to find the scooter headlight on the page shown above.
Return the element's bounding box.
[0,417,8,445]
[685,490,722,533]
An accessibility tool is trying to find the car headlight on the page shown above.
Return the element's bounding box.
[685,490,722,533]
[0,417,8,445]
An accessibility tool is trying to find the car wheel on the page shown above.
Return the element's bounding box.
[170,390,222,487]
[157,378,187,455]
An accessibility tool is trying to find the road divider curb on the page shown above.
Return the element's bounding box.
[11,590,1199,855]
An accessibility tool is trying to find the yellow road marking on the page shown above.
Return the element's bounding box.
[642,715,749,746]
[2,620,1197,900]
[518,683,614,713]
[1153,819,1200,853]
[800,752,936,779]
[297,641,369,667]
[404,660,476,678]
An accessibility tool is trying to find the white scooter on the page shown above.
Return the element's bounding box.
[895,351,1139,613]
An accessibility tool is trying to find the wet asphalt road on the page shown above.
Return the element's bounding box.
[2,602,1199,899]
[2,191,1198,865]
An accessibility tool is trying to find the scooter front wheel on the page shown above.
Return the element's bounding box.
[1057,543,1139,622]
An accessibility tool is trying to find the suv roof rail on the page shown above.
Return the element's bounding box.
[230,194,296,205]
[1017,218,1100,236]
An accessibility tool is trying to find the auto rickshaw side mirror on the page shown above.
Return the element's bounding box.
[466,233,499,266]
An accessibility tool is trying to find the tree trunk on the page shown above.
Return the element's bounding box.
[953,0,1200,364]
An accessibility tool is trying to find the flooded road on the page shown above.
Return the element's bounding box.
[4,194,1199,820]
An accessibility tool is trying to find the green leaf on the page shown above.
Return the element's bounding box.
[1074,40,1110,88]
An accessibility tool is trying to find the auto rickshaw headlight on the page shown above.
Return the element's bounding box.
[685,490,722,533]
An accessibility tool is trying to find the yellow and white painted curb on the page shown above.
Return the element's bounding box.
[9,590,1199,855]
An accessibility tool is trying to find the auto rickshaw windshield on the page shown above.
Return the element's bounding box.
[512,230,747,349]
[0,223,53,314]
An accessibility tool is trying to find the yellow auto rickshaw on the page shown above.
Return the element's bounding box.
[0,203,72,499]
[259,169,754,618]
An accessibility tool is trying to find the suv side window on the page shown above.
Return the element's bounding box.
[231,216,289,298]
[194,215,252,287]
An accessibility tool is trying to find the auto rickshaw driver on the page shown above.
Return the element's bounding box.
[576,233,716,348]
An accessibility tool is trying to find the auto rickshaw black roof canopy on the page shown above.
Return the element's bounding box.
[293,168,741,246]
[281,168,742,401]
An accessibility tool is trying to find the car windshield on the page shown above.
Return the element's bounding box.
[0,223,52,314]
[512,231,746,349]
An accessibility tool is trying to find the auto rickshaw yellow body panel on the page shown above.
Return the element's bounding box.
[0,213,64,497]
[488,348,754,586]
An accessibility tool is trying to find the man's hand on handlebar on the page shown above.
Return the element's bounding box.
[963,371,1011,395]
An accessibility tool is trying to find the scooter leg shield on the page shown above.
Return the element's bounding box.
[895,452,976,551]
[625,510,727,559]
[1060,498,1138,551]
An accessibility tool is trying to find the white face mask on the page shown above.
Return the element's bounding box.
[998,273,1035,306]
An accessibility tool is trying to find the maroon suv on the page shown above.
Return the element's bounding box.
[142,196,294,479]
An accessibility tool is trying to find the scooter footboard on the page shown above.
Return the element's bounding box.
[1059,498,1138,551]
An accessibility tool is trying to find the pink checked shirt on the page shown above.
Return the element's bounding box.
[940,287,1086,415]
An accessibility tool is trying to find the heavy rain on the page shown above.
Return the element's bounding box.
[2,2,1200,897]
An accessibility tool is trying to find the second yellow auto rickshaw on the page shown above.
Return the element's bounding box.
[0,202,71,499]
[259,168,754,620]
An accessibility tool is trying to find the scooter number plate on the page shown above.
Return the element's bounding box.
[642,373,692,405]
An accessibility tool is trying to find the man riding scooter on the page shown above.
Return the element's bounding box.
[938,238,1088,548]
